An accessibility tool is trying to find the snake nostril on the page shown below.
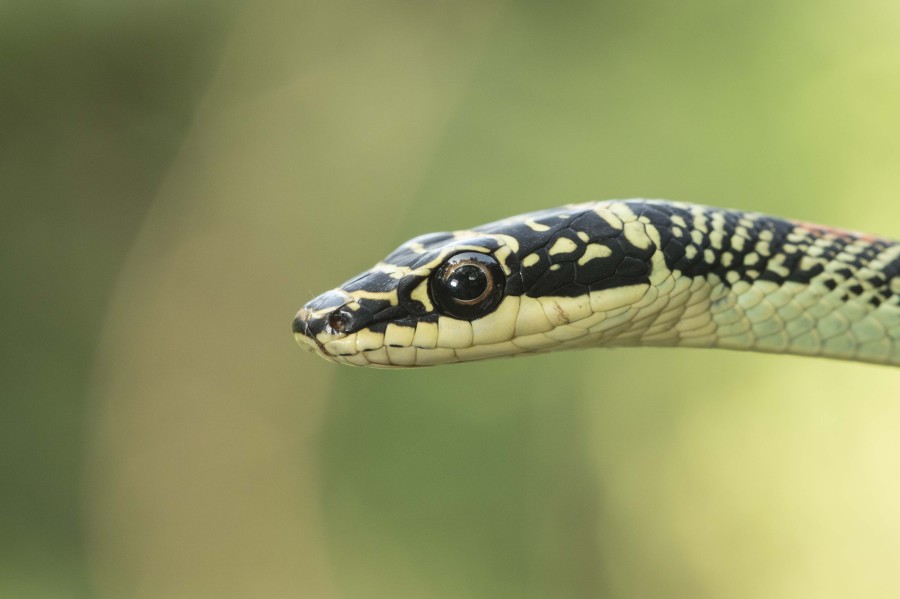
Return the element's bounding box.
[292,314,307,335]
[327,310,350,334]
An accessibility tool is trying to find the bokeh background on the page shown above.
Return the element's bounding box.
[4,0,900,597]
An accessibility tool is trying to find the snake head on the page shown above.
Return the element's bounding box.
[293,230,527,367]
[294,202,666,367]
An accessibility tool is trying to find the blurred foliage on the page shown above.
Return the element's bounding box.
[3,0,899,597]
[1,2,238,596]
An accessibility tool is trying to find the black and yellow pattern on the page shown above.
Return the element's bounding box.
[293,200,900,367]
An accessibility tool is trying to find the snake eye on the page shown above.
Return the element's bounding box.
[430,252,505,319]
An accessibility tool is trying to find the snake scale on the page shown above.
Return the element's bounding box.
[293,200,900,368]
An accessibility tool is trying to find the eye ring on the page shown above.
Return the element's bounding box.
[430,251,506,320]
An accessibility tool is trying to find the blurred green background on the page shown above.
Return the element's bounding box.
[4,0,900,597]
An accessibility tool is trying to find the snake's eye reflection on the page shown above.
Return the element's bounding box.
[431,252,505,319]
[445,263,490,302]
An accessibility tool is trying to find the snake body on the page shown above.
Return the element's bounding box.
[293,200,900,367]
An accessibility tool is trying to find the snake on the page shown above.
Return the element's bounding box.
[292,200,900,368]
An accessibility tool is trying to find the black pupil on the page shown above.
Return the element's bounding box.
[446,264,487,301]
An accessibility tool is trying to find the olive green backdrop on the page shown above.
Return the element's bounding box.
[4,1,900,597]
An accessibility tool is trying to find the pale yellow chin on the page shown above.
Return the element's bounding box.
[306,335,533,368]
[293,332,325,356]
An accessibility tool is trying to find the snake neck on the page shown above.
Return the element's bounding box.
[580,201,900,366]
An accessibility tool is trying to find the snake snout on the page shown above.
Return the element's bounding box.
[292,309,310,335]
[293,290,354,336]
[292,308,324,355]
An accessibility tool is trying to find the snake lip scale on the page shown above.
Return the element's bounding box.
[293,199,900,368]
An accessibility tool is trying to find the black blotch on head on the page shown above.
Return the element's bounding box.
[570,211,622,240]
[574,249,622,287]
[367,321,389,333]
[616,256,649,278]
[342,271,400,293]
[372,305,408,321]
[528,262,579,297]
